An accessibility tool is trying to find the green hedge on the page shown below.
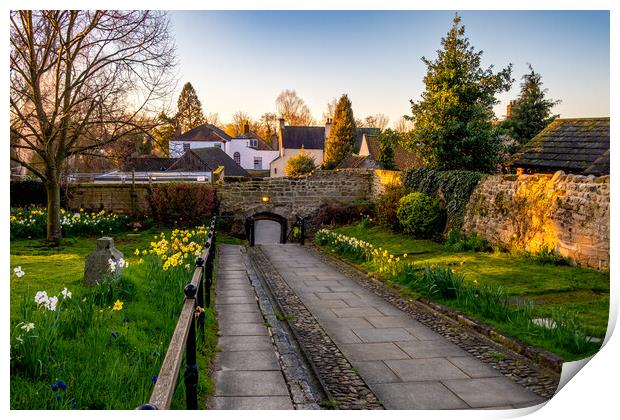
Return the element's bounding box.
[402,168,484,231]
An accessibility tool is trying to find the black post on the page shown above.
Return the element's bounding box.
[300,217,305,246]
[249,217,255,247]
[195,256,205,337]
[205,250,214,308]
[183,284,198,410]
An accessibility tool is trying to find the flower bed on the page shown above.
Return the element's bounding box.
[10,207,130,239]
[9,226,214,409]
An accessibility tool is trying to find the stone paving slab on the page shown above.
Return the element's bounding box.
[212,245,294,410]
[260,244,544,410]
[211,396,294,410]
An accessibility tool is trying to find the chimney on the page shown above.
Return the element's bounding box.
[243,121,250,135]
[324,118,332,139]
[175,122,181,137]
[278,118,285,133]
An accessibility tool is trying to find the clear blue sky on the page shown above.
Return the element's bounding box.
[168,10,609,127]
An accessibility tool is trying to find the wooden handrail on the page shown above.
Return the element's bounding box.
[137,218,217,410]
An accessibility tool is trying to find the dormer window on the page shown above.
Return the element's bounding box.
[249,138,258,148]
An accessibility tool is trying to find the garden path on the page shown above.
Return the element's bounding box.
[259,244,547,410]
[210,245,294,409]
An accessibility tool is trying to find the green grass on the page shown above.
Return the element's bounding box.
[10,228,219,409]
[324,223,610,360]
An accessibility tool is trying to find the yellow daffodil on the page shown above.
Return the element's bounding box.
[113,300,123,311]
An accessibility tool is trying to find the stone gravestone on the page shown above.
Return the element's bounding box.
[84,237,124,285]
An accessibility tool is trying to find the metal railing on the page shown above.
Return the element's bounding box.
[136,217,217,410]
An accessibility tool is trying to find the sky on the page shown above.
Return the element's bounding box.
[168,10,609,127]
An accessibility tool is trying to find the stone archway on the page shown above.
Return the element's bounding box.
[249,212,288,244]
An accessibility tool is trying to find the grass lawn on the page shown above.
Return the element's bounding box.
[10,228,220,409]
[325,223,610,360]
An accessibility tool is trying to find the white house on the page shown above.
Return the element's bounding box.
[169,123,278,171]
[270,119,380,177]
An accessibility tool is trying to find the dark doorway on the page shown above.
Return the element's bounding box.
[249,212,287,244]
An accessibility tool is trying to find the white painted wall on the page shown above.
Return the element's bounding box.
[270,148,323,177]
[226,139,279,170]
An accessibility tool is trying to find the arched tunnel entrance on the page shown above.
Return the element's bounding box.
[247,212,288,245]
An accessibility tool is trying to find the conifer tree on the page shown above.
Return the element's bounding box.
[502,65,560,146]
[177,82,205,132]
[407,14,513,173]
[377,129,398,170]
[323,94,357,169]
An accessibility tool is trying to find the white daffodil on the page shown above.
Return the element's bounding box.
[108,258,117,272]
[46,296,58,312]
[34,291,49,306]
[19,322,35,332]
[61,287,72,299]
[13,266,25,278]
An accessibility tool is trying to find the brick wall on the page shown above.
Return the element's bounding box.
[462,171,610,270]
[67,183,150,216]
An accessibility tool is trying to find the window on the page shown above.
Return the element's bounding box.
[233,152,241,165]
[253,157,263,170]
[183,143,190,152]
[249,139,258,148]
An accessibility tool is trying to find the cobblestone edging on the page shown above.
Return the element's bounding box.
[249,247,383,410]
[308,245,561,400]
[242,249,323,409]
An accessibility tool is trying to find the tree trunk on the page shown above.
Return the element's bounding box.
[46,176,62,246]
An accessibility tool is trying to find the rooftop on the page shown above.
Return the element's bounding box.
[511,117,610,175]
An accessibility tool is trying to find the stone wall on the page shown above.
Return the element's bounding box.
[462,172,610,270]
[370,169,402,200]
[217,169,373,235]
[67,183,150,216]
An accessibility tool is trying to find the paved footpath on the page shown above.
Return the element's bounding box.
[260,244,546,410]
[211,245,294,409]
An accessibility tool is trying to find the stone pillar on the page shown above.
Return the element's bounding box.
[84,237,124,285]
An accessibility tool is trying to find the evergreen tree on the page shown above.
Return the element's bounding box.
[151,112,177,156]
[407,14,513,173]
[323,94,357,169]
[176,82,205,132]
[377,129,398,170]
[502,65,560,146]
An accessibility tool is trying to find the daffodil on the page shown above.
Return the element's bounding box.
[113,300,123,311]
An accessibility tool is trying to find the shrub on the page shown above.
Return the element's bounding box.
[147,183,216,227]
[396,192,444,238]
[285,148,316,176]
[403,168,484,231]
[11,180,48,207]
[374,184,407,231]
[318,200,374,227]
[444,229,491,252]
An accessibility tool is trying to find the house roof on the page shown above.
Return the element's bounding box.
[169,147,250,177]
[280,126,381,151]
[512,118,610,175]
[281,126,326,150]
[234,130,275,151]
[354,128,381,153]
[122,157,178,172]
[171,124,231,143]
[336,154,382,169]
[363,134,424,170]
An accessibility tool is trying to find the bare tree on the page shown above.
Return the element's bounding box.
[10,11,176,244]
[224,110,254,137]
[357,114,390,130]
[275,89,314,126]
[205,112,222,128]
[394,116,415,133]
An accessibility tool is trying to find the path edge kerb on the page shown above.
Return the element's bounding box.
[248,246,384,410]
